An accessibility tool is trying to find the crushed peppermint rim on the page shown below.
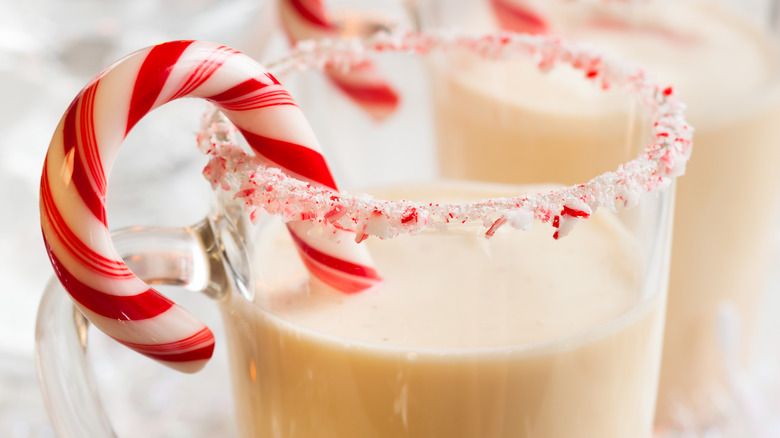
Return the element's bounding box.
[198,30,692,241]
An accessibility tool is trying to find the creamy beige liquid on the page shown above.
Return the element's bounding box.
[430,1,780,426]
[219,181,664,438]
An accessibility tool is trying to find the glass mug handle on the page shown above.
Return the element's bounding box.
[35,218,233,437]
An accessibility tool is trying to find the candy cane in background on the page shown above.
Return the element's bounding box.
[40,40,380,373]
[490,0,646,35]
[278,0,400,120]
[489,0,549,34]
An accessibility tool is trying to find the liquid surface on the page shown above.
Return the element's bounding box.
[253,181,642,348]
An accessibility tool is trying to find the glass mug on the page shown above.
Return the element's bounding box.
[36,33,690,437]
[414,0,780,431]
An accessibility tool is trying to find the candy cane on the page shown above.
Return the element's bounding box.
[489,0,549,34]
[278,0,400,120]
[40,40,380,373]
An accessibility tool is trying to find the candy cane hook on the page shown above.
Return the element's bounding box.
[40,41,380,373]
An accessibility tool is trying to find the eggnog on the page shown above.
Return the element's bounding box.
[218,182,665,438]
[429,1,780,425]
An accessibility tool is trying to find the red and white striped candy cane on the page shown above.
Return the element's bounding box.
[40,40,380,373]
[489,0,549,34]
[490,0,641,35]
[279,0,400,120]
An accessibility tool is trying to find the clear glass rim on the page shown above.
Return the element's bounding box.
[199,30,692,240]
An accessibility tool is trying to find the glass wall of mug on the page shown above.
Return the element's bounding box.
[414,0,780,432]
[35,35,684,438]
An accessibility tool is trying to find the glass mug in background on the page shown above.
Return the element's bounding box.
[36,34,690,437]
[415,0,780,431]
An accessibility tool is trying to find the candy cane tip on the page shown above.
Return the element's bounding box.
[490,0,549,35]
[112,325,217,373]
[163,359,211,374]
[366,99,400,122]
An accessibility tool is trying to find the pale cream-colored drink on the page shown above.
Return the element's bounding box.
[430,1,780,425]
[219,181,664,438]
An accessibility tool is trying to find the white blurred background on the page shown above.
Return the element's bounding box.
[0,0,276,435]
